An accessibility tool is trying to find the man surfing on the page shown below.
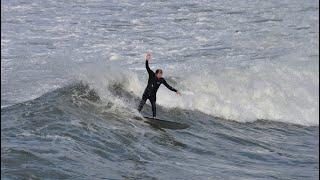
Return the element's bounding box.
[138,53,181,118]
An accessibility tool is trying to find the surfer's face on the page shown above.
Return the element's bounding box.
[155,69,163,78]
[156,72,163,78]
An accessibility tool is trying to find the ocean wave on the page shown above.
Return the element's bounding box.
[158,60,319,126]
[2,56,318,127]
[70,58,318,126]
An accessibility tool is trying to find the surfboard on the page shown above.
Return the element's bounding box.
[143,116,189,130]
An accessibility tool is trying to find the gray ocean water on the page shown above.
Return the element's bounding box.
[1,0,319,179]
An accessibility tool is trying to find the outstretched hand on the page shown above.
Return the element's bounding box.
[146,53,151,61]
[176,91,181,96]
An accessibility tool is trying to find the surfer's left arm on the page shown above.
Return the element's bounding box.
[162,79,181,96]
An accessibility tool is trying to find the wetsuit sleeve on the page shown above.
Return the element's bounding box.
[162,79,177,92]
[146,60,154,75]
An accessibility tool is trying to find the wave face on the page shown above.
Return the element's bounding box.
[1,84,319,179]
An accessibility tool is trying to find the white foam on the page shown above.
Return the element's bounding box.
[72,60,144,115]
[154,58,319,126]
[109,53,122,61]
[73,55,318,126]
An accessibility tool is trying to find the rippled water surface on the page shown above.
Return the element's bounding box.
[1,0,319,179]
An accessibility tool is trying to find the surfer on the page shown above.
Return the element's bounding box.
[138,53,181,118]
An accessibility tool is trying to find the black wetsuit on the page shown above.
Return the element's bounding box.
[138,60,177,117]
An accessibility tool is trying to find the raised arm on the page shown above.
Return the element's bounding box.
[162,79,177,92]
[145,53,154,75]
[146,60,154,75]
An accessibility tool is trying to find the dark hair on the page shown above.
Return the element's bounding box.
[155,69,163,74]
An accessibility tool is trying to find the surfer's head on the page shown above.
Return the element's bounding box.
[155,69,163,78]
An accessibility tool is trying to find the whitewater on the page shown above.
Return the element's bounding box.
[1,0,319,179]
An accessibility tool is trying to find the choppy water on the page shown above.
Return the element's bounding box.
[1,0,319,179]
